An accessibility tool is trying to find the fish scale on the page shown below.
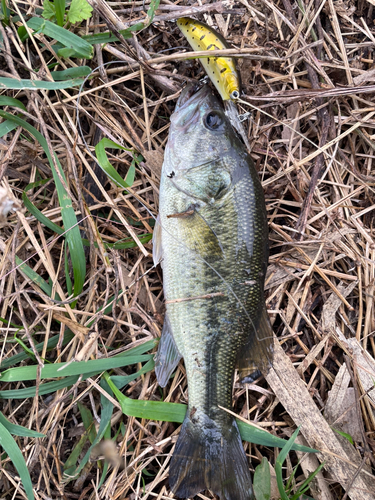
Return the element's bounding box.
[153,84,273,500]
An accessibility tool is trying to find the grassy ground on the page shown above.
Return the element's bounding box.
[0,0,375,499]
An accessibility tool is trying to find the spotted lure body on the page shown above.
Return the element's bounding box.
[153,84,273,500]
[177,17,241,101]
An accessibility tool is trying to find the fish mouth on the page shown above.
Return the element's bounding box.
[176,83,211,110]
[172,84,213,129]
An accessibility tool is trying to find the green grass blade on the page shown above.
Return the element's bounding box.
[0,375,79,399]
[13,333,38,362]
[0,317,22,329]
[106,373,317,452]
[0,76,85,90]
[22,190,64,235]
[22,178,63,234]
[19,206,150,306]
[0,346,153,398]
[0,412,45,438]
[146,0,160,24]
[51,65,91,80]
[275,469,289,500]
[64,240,73,295]
[15,255,54,296]
[54,0,65,26]
[0,111,86,299]
[111,358,155,389]
[290,462,325,500]
[114,339,157,358]
[0,358,156,400]
[237,421,317,453]
[0,99,25,139]
[68,378,114,479]
[82,31,119,44]
[97,407,112,488]
[332,427,354,445]
[78,402,97,442]
[0,331,74,369]
[0,342,153,399]
[275,427,301,500]
[95,138,135,189]
[1,0,9,25]
[0,339,155,382]
[63,406,96,472]
[0,421,34,500]
[80,2,159,47]
[278,426,301,464]
[63,428,93,473]
[0,96,26,110]
[0,118,19,136]
[22,183,150,264]
[15,253,61,301]
[98,459,110,488]
[125,159,136,186]
[51,159,86,300]
[111,383,186,422]
[26,17,93,58]
[82,23,144,45]
[0,354,152,382]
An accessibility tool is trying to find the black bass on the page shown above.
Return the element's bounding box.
[177,17,241,101]
[153,84,273,500]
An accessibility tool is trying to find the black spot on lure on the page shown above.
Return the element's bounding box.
[177,17,241,101]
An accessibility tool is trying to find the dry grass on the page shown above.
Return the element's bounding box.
[1,0,375,499]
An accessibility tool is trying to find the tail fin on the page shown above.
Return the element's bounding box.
[169,410,254,500]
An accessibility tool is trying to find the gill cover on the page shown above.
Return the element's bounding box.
[177,17,241,101]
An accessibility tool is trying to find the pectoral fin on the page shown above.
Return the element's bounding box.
[237,306,274,382]
[155,315,182,387]
[168,208,224,259]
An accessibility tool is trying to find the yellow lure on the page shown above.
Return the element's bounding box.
[177,17,241,101]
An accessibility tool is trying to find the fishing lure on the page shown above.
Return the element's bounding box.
[177,17,241,101]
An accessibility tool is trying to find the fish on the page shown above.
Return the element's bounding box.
[153,83,273,500]
[177,17,241,101]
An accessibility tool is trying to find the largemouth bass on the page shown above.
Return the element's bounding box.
[153,84,273,500]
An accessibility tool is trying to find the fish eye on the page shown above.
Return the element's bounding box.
[204,111,224,131]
